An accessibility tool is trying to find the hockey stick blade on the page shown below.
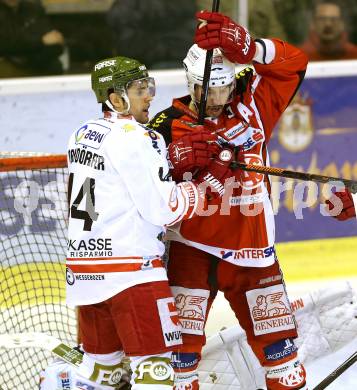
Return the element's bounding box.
[198,0,220,124]
[232,162,357,193]
[0,332,83,367]
[312,351,357,390]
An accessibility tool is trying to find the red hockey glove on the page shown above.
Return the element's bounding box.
[325,190,356,221]
[168,130,220,181]
[195,11,256,64]
[195,148,235,198]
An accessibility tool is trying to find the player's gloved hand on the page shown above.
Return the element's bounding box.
[325,190,356,221]
[168,129,220,181]
[195,148,235,198]
[195,11,256,64]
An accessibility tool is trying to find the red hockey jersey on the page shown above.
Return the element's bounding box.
[149,39,308,268]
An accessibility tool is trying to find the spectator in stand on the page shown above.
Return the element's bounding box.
[299,1,357,61]
[0,0,65,78]
[107,0,197,69]
[340,0,357,43]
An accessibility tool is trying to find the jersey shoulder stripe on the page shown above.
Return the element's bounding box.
[235,67,254,97]
[148,105,182,145]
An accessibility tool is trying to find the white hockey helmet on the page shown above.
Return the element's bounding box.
[183,44,236,102]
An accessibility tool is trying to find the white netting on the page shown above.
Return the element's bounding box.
[293,281,357,363]
[0,153,76,390]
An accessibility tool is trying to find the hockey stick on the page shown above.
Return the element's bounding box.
[198,0,220,124]
[0,332,83,368]
[312,351,357,390]
[232,162,357,193]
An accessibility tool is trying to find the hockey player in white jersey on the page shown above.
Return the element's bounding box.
[39,56,234,390]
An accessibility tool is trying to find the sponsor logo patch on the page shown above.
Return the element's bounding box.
[239,127,264,151]
[99,75,112,83]
[89,362,127,387]
[212,55,223,64]
[75,381,95,390]
[219,149,233,162]
[229,192,267,206]
[94,59,116,71]
[246,285,295,336]
[220,245,276,261]
[75,123,111,150]
[157,297,182,347]
[223,122,247,140]
[239,153,264,189]
[171,352,199,371]
[171,287,209,335]
[149,112,168,129]
[67,238,112,258]
[258,274,282,286]
[264,338,297,362]
[135,357,174,385]
[57,370,72,389]
[74,274,105,281]
[122,123,136,132]
[291,298,305,312]
[144,129,161,154]
[66,267,75,285]
[141,256,157,270]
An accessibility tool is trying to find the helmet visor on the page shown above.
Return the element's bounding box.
[125,77,156,98]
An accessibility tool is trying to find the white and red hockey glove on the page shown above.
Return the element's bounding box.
[195,11,256,64]
[168,129,220,182]
[325,190,356,221]
[195,148,235,199]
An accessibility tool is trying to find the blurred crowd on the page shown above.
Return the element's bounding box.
[1,0,357,78]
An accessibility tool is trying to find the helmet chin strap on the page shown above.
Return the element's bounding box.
[106,92,131,116]
[191,99,199,113]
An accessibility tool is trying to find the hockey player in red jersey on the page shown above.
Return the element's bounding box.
[148,11,309,390]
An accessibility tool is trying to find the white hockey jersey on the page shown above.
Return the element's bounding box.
[66,112,200,305]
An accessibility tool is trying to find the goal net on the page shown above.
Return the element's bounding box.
[1,153,356,390]
[0,153,77,390]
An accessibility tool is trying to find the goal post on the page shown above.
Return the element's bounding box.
[0,153,76,390]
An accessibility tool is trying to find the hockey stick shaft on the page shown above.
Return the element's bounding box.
[232,162,357,193]
[0,332,83,368]
[198,0,220,124]
[312,351,357,390]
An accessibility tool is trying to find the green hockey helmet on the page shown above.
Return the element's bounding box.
[91,56,149,103]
